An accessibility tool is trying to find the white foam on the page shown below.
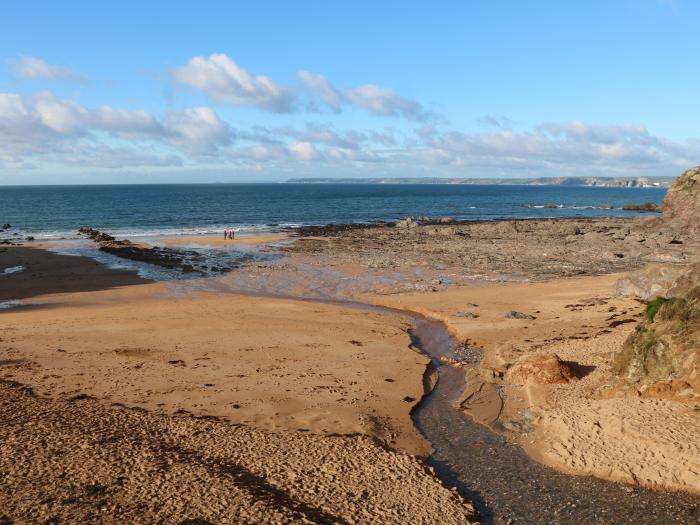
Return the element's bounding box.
[2,266,25,275]
[13,222,305,241]
[0,300,23,310]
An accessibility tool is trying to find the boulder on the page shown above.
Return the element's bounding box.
[615,264,687,301]
[505,353,574,385]
[1,223,10,230]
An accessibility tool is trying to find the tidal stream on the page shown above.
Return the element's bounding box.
[408,316,700,524]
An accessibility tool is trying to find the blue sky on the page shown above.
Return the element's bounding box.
[0,0,698,184]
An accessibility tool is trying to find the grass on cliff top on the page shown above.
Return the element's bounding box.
[646,287,700,323]
[646,297,668,322]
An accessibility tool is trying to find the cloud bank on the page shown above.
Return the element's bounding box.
[172,54,434,122]
[1,53,698,179]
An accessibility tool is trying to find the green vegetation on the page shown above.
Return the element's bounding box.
[646,297,668,322]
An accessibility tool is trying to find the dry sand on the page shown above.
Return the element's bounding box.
[1,282,430,456]
[0,381,476,524]
[524,328,700,494]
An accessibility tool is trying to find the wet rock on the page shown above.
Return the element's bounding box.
[622,202,661,212]
[505,353,574,385]
[505,311,537,320]
[77,227,219,274]
[1,224,11,230]
[93,232,115,242]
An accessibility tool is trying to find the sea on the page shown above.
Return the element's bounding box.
[0,183,666,240]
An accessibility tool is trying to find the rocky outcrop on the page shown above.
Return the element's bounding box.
[658,165,700,232]
[610,168,700,400]
[505,353,574,385]
[612,269,700,401]
[78,227,225,274]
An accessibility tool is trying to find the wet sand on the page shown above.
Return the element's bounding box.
[0,245,146,301]
[159,233,289,247]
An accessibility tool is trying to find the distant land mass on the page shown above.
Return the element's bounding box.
[285,176,674,188]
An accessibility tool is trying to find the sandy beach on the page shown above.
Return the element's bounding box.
[0,243,476,523]
[159,233,289,247]
[3,211,700,523]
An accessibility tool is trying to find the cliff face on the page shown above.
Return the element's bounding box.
[659,166,700,231]
[612,167,700,401]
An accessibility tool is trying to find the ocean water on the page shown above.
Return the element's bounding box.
[0,183,666,239]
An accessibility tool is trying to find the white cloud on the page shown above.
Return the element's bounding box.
[33,92,88,133]
[299,70,433,121]
[297,70,343,111]
[344,84,431,121]
[91,106,163,138]
[0,91,233,166]
[172,55,433,121]
[287,141,318,161]
[172,53,294,112]
[12,56,84,82]
[163,106,232,153]
[1,89,698,177]
[413,121,700,175]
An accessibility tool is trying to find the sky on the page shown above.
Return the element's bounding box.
[0,0,699,184]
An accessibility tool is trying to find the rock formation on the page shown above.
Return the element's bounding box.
[611,166,700,400]
[78,227,227,274]
[658,165,700,232]
[505,353,574,385]
[612,268,700,400]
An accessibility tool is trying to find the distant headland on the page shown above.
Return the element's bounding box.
[285,176,674,188]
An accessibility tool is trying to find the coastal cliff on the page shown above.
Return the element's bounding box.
[613,166,700,400]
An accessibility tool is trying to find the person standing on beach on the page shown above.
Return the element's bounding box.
[224,229,228,240]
